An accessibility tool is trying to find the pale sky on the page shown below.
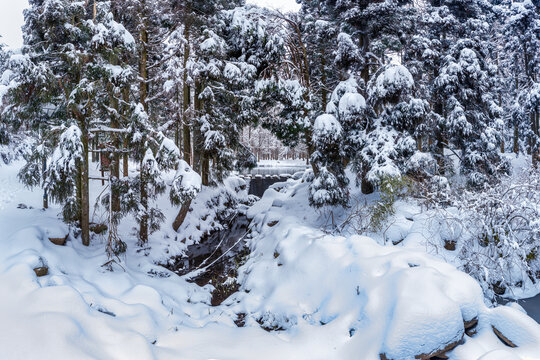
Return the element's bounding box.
[247,0,300,12]
[0,0,28,49]
[0,0,299,50]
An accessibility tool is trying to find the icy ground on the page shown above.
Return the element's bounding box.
[0,160,539,359]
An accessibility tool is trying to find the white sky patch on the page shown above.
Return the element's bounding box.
[247,0,300,12]
[0,0,299,49]
[0,0,27,49]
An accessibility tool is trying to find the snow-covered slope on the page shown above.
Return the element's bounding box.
[224,177,540,359]
[0,161,538,359]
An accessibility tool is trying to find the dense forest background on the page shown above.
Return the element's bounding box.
[0,0,539,296]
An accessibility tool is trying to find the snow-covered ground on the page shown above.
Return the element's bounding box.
[0,160,539,359]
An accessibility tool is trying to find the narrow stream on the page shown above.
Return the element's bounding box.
[163,170,299,283]
[498,294,540,323]
[165,166,540,323]
[168,213,250,280]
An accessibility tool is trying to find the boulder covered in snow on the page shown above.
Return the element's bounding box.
[231,178,540,359]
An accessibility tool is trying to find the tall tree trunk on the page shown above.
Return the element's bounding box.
[76,157,82,223]
[123,138,129,177]
[122,87,129,177]
[533,111,539,168]
[182,22,192,165]
[109,59,120,213]
[433,95,445,173]
[361,166,374,195]
[91,136,98,162]
[321,53,328,111]
[360,33,370,88]
[202,157,210,186]
[359,31,373,194]
[139,158,149,243]
[42,157,48,209]
[172,201,191,232]
[192,80,202,174]
[138,12,149,242]
[435,131,446,174]
[140,25,149,113]
[513,123,519,155]
[81,126,90,246]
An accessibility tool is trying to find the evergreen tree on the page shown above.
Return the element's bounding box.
[502,0,540,164]
[435,39,507,186]
[4,0,96,244]
[192,5,281,184]
[4,0,136,246]
[120,104,181,245]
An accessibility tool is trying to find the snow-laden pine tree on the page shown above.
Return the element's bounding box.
[329,0,417,88]
[309,113,348,207]
[3,0,137,246]
[254,10,322,176]
[362,64,425,184]
[435,39,507,186]
[4,0,95,244]
[120,104,182,246]
[502,0,540,165]
[44,125,84,222]
[192,5,281,184]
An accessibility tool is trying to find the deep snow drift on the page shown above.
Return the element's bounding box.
[0,160,539,359]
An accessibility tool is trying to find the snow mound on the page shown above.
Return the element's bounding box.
[230,178,540,359]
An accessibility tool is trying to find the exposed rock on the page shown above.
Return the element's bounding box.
[96,307,116,317]
[89,223,108,234]
[492,281,506,296]
[492,326,517,348]
[33,266,48,277]
[444,240,457,251]
[234,313,246,327]
[48,234,68,246]
[414,336,463,359]
[464,317,478,337]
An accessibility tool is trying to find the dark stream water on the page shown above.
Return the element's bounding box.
[165,167,303,280]
[499,294,540,323]
[170,214,251,278]
[519,294,540,323]
[167,165,540,323]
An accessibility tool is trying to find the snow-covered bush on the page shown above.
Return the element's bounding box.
[170,160,202,206]
[309,166,348,208]
[369,175,412,232]
[421,168,540,299]
[309,113,349,207]
[458,174,540,298]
